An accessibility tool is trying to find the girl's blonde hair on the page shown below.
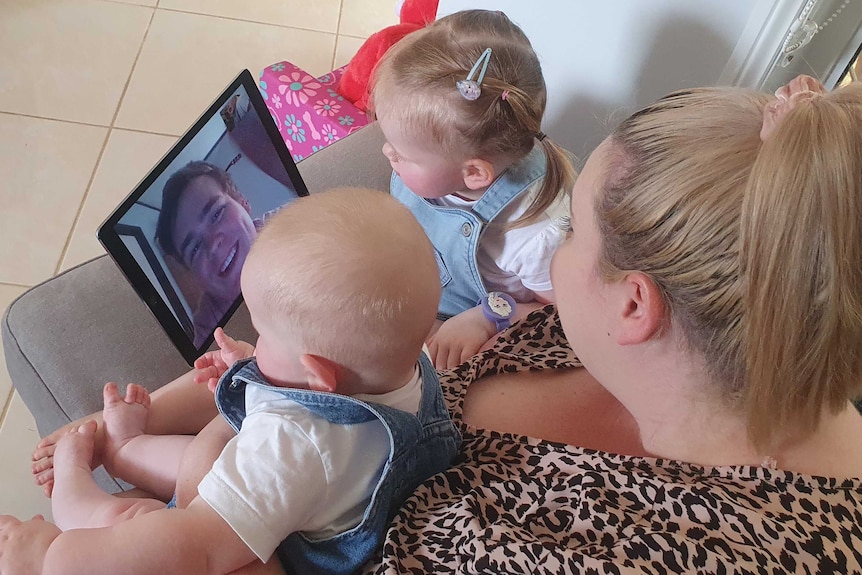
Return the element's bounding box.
[598,84,862,450]
[370,9,574,224]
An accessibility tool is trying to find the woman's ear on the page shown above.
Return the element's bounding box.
[299,354,340,393]
[614,272,665,345]
[461,159,496,190]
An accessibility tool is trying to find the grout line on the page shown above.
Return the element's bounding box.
[0,110,109,130]
[52,6,157,277]
[98,0,157,6]
[332,0,345,70]
[102,125,179,138]
[0,111,178,139]
[52,127,113,277]
[109,7,156,128]
[0,280,32,289]
[0,389,14,431]
[155,7,341,36]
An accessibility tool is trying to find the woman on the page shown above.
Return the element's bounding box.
[13,75,862,574]
[361,75,862,572]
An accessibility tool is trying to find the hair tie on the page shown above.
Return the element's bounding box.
[536,131,547,142]
[501,90,510,102]
[457,48,492,101]
[760,74,826,142]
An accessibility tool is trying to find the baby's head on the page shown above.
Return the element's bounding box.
[240,188,440,393]
[372,9,545,163]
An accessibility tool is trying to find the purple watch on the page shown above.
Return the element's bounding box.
[478,292,517,332]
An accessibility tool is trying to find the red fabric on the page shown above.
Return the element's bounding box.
[337,0,438,111]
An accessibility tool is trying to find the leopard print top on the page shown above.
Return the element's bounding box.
[363,306,862,574]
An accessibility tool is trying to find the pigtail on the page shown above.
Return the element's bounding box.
[741,89,862,449]
[481,78,575,227]
[518,137,575,225]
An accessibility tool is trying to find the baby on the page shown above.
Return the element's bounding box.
[38,188,460,575]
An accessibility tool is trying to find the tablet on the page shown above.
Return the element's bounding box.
[98,69,308,365]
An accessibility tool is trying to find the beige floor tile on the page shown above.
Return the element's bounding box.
[61,129,178,271]
[339,0,399,39]
[0,284,28,409]
[334,35,368,70]
[0,392,53,521]
[0,114,107,286]
[110,0,157,6]
[115,10,336,136]
[0,0,151,125]
[159,0,341,33]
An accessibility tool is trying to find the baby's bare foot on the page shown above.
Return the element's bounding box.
[102,382,150,476]
[53,421,97,479]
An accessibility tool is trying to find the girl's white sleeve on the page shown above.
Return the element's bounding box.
[499,216,569,293]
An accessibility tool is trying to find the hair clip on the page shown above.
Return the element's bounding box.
[536,131,547,142]
[501,90,510,101]
[457,48,492,101]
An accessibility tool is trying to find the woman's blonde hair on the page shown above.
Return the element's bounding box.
[598,84,862,449]
[370,9,574,224]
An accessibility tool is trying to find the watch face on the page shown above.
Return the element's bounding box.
[487,292,514,318]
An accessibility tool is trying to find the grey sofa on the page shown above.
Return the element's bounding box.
[2,123,391,490]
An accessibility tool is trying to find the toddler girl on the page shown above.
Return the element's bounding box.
[371,9,576,369]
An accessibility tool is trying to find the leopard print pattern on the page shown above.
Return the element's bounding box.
[363,306,862,574]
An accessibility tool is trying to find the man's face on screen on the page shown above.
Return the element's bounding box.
[172,175,257,303]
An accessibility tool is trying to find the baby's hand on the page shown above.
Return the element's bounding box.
[0,514,60,574]
[193,328,255,392]
[427,306,497,370]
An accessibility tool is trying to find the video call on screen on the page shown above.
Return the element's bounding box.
[115,85,302,347]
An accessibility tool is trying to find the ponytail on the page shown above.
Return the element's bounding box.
[741,87,862,448]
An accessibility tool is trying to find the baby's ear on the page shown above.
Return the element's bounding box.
[300,354,340,393]
[461,159,496,190]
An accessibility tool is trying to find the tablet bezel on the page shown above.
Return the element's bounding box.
[98,69,308,365]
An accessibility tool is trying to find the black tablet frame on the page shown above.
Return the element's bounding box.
[98,69,308,365]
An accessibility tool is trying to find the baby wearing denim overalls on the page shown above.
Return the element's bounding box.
[43,188,459,575]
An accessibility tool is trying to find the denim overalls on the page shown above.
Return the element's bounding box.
[390,145,547,319]
[214,355,460,575]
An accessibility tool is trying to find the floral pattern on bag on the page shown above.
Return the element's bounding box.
[259,63,370,162]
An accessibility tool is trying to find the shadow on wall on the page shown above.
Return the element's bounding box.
[550,16,734,162]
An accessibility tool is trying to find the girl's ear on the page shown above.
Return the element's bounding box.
[461,159,496,190]
[299,354,340,393]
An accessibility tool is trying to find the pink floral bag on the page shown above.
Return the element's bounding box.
[258,62,371,162]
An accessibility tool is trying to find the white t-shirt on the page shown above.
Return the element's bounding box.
[434,181,570,301]
[198,364,424,562]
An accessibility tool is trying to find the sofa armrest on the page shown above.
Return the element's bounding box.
[2,122,391,439]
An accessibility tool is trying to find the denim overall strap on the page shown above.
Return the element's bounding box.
[214,357,460,575]
[390,145,547,319]
[214,358,380,431]
[471,144,546,222]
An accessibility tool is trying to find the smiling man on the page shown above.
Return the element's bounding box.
[157,161,262,347]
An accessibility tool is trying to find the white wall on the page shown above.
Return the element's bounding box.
[438,0,775,163]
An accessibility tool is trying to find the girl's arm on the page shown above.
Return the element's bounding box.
[427,290,555,370]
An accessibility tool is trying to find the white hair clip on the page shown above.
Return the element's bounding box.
[456,48,492,101]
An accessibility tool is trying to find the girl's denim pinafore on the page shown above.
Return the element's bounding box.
[214,355,460,575]
[390,145,547,319]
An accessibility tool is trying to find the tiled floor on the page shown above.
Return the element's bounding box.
[0,0,396,521]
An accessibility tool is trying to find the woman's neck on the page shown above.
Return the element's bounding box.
[615,353,862,476]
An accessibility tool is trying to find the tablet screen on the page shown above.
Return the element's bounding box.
[98,70,308,364]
